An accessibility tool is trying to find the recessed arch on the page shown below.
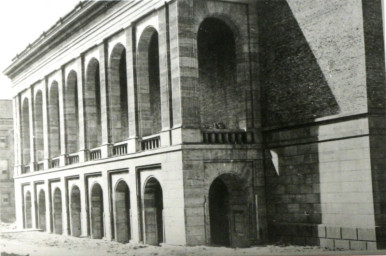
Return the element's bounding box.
[208,173,250,247]
[21,98,30,167]
[38,189,46,231]
[24,191,32,228]
[137,27,161,137]
[34,90,44,162]
[197,17,243,130]
[90,182,104,239]
[53,188,63,234]
[114,180,131,243]
[109,43,129,143]
[48,81,61,158]
[70,185,81,237]
[65,70,79,154]
[143,177,163,245]
[85,58,102,149]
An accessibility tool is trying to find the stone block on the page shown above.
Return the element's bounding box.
[335,239,350,250]
[342,227,357,240]
[318,225,326,238]
[357,228,376,241]
[367,241,377,251]
[350,240,367,250]
[319,238,334,249]
[326,226,341,239]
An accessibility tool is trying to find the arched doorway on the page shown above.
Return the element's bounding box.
[114,180,131,243]
[38,190,46,231]
[197,18,244,130]
[90,183,104,239]
[208,174,250,247]
[209,178,230,246]
[137,27,161,137]
[24,191,32,228]
[143,177,163,245]
[70,186,81,237]
[53,188,63,234]
[109,44,129,143]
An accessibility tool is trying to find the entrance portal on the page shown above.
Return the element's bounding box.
[38,190,46,231]
[70,186,81,237]
[208,174,250,247]
[143,178,163,245]
[53,188,63,234]
[115,181,131,243]
[90,183,104,239]
[209,178,230,246]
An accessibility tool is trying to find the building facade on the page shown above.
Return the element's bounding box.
[0,100,15,223]
[3,0,386,250]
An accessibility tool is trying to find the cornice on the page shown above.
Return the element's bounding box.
[3,1,119,78]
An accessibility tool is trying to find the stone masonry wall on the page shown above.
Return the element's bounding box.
[264,118,376,250]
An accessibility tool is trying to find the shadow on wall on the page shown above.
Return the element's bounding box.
[258,0,340,127]
[258,0,340,245]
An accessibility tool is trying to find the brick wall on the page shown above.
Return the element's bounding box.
[264,118,377,249]
[258,0,367,127]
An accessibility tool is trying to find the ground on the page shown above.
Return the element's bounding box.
[1,223,385,256]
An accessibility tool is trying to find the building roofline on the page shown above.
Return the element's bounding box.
[3,1,118,79]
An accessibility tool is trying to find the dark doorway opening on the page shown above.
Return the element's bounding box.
[143,178,163,245]
[38,190,46,231]
[91,183,104,239]
[53,188,63,234]
[70,186,81,237]
[115,181,131,243]
[209,178,230,246]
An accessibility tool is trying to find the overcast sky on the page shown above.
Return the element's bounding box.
[0,0,79,99]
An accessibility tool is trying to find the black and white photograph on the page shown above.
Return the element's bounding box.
[1,0,386,255]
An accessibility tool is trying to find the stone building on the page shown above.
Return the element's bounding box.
[3,0,386,251]
[0,100,15,223]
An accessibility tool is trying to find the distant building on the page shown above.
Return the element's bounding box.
[0,100,14,223]
[3,0,386,251]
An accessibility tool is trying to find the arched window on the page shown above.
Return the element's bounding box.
[109,44,129,143]
[21,98,30,166]
[64,71,79,154]
[198,18,241,129]
[70,186,81,237]
[34,90,44,162]
[85,59,102,149]
[114,180,131,242]
[91,183,104,239]
[137,27,161,137]
[48,82,60,157]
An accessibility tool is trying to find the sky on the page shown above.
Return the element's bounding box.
[0,0,80,99]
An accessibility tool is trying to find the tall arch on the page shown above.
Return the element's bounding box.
[48,82,60,158]
[208,174,250,247]
[21,98,31,167]
[70,185,81,237]
[34,90,44,162]
[38,190,46,231]
[143,177,163,245]
[197,18,242,129]
[109,44,129,143]
[85,59,102,149]
[24,191,32,228]
[53,188,63,234]
[90,183,104,239]
[64,71,79,154]
[137,27,161,137]
[114,180,131,243]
